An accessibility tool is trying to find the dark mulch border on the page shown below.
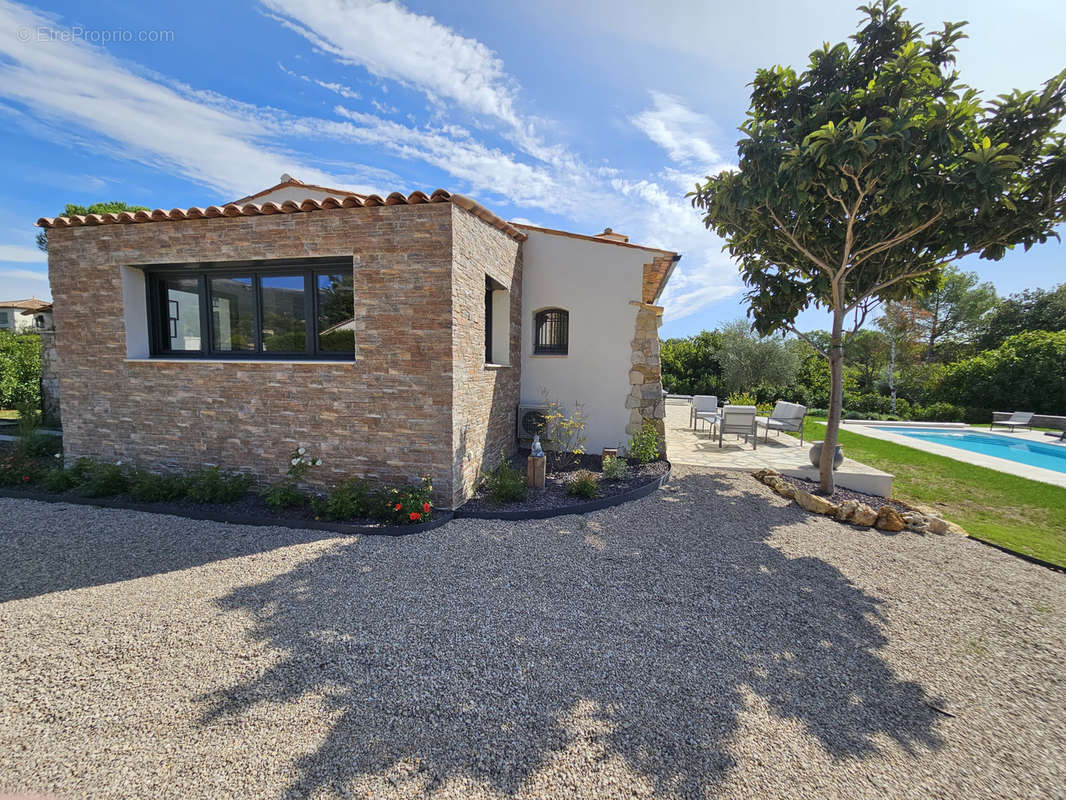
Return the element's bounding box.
[455,463,671,520]
[0,487,451,537]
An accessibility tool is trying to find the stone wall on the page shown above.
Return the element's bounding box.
[39,330,61,427]
[47,204,466,505]
[626,301,666,452]
[450,205,522,506]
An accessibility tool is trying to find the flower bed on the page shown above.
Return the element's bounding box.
[459,451,670,519]
[0,440,442,536]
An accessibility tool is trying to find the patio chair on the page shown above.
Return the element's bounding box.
[718,404,758,449]
[689,395,718,432]
[757,401,808,444]
[990,411,1034,432]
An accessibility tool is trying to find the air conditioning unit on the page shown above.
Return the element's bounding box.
[516,403,549,444]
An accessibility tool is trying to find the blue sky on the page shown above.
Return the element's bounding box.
[1,0,1063,338]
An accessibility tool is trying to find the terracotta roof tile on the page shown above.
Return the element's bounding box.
[36,190,527,242]
[0,297,50,310]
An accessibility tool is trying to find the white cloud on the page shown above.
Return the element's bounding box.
[632,92,726,168]
[261,0,519,125]
[0,0,741,324]
[0,244,46,262]
[0,267,47,281]
[0,2,368,199]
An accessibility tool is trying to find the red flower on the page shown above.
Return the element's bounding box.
[394,503,403,511]
[422,502,431,513]
[22,476,30,482]
[409,511,421,521]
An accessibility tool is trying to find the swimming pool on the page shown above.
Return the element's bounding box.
[873,427,1066,474]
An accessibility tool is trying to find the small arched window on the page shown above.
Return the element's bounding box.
[534,308,568,355]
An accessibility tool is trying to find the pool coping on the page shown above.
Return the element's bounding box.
[842,422,1066,488]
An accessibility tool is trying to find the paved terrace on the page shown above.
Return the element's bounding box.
[664,400,893,496]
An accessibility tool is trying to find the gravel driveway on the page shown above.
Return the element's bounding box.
[1,466,1063,799]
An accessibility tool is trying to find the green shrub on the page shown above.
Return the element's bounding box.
[541,394,588,471]
[77,462,129,497]
[937,331,1066,414]
[185,466,252,503]
[39,457,92,493]
[128,470,188,502]
[17,432,60,458]
[321,478,373,520]
[0,448,43,487]
[911,401,965,422]
[626,422,663,463]
[601,454,627,481]
[377,476,433,525]
[0,332,41,409]
[262,479,308,509]
[565,469,599,499]
[726,391,758,406]
[479,450,527,503]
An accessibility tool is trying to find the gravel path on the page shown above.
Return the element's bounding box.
[1,465,1063,799]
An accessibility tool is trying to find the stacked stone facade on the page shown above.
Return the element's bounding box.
[450,205,522,502]
[626,301,666,448]
[46,202,521,507]
[39,330,61,427]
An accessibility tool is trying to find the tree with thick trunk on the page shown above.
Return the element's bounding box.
[690,0,1066,493]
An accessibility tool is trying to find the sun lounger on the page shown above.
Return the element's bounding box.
[990,411,1034,432]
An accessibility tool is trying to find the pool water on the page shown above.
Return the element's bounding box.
[874,427,1066,474]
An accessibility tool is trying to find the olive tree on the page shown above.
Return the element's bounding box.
[691,0,1066,492]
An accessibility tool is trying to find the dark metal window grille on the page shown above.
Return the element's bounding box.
[534,309,568,355]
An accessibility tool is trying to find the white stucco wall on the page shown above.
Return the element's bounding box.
[519,230,651,453]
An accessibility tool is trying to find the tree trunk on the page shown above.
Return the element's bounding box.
[925,295,940,362]
[888,338,897,412]
[819,309,845,494]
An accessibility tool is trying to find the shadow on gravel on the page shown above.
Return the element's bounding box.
[0,502,337,603]
[198,471,944,798]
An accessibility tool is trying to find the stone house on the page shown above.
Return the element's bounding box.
[38,176,679,507]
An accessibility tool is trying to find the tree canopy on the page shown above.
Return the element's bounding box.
[690,0,1066,491]
[35,201,149,251]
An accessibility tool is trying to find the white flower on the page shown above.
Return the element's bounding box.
[54,453,62,459]
[291,458,300,466]
[314,458,322,466]
[297,447,306,455]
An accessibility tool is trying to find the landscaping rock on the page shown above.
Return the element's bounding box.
[850,503,878,527]
[901,511,930,532]
[770,479,797,500]
[795,489,839,517]
[835,499,859,522]
[875,506,906,532]
[927,515,968,536]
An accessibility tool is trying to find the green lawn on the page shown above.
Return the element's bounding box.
[791,418,1066,568]
[0,410,17,420]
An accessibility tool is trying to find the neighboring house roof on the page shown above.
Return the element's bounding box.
[229,174,366,205]
[36,189,527,242]
[21,303,53,316]
[514,223,681,305]
[0,298,50,311]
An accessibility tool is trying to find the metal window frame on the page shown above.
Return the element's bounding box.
[144,257,354,361]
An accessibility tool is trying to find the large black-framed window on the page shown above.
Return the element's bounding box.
[533,308,568,355]
[146,258,355,360]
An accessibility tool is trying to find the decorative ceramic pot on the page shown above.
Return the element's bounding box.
[809,441,844,469]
